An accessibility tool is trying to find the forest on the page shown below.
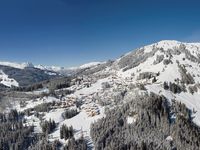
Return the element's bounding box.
[91,93,200,150]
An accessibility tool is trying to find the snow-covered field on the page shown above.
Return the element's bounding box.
[48,106,105,146]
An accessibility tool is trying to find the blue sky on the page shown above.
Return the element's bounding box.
[0,0,200,67]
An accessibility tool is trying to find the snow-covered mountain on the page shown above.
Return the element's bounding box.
[35,65,64,72]
[0,64,60,87]
[0,61,34,69]
[35,61,104,73]
[3,40,200,149]
[0,61,103,87]
[60,39,200,127]
[112,40,200,125]
[0,61,103,72]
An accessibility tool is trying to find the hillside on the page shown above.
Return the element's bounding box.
[115,40,200,125]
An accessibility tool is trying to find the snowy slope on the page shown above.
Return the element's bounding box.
[146,84,200,126]
[0,70,19,87]
[116,40,200,82]
[113,40,200,126]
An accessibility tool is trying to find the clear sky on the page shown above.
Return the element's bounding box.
[0,0,200,67]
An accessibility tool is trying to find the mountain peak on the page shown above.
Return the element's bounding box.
[156,40,200,47]
[157,40,181,45]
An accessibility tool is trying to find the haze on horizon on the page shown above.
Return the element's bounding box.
[0,0,200,67]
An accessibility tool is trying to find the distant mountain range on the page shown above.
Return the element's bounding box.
[0,60,104,87]
[0,60,104,72]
